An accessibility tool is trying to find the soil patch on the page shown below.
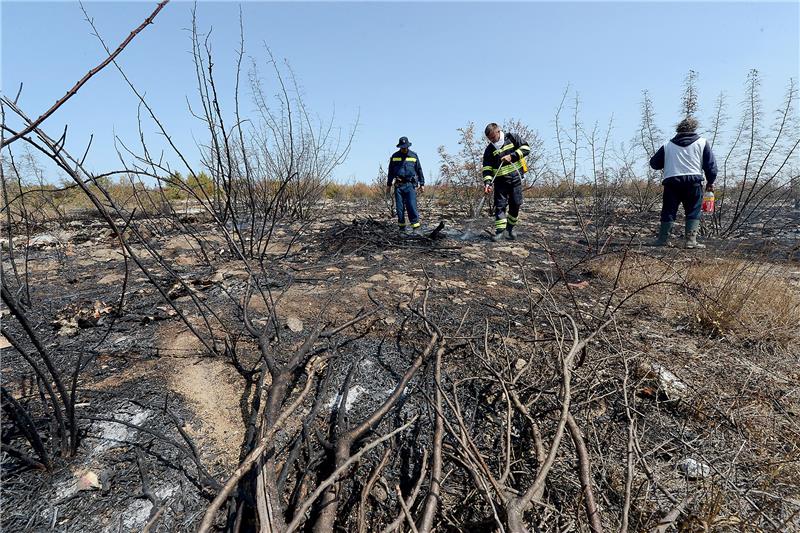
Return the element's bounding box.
[157,325,245,468]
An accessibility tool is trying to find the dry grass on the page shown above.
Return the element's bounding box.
[589,252,800,348]
[686,259,800,345]
[588,252,684,318]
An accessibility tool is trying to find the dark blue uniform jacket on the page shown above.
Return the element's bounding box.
[388,150,425,186]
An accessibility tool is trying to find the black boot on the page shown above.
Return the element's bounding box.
[491,229,504,242]
[506,224,516,240]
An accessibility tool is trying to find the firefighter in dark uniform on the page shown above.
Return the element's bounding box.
[387,136,425,232]
[482,123,530,241]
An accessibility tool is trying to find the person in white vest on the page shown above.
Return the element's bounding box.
[649,117,717,248]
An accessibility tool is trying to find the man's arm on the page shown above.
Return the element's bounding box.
[387,157,397,186]
[508,133,530,162]
[482,146,495,184]
[649,145,665,170]
[702,143,718,188]
[415,158,425,187]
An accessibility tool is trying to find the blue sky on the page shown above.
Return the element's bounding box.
[2,1,798,184]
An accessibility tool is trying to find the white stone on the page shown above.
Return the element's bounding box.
[286,316,304,333]
[77,470,101,491]
[651,363,688,400]
[98,273,124,285]
[30,234,60,247]
[677,458,711,479]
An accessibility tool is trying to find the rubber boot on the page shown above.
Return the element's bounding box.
[685,219,705,249]
[491,228,504,242]
[650,221,673,247]
[506,224,516,241]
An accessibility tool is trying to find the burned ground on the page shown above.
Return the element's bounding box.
[2,199,799,532]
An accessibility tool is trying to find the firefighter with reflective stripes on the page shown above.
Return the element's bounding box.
[387,136,425,232]
[482,123,530,241]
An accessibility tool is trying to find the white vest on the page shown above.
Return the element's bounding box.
[663,137,706,178]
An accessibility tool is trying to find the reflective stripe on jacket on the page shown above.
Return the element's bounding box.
[387,149,425,186]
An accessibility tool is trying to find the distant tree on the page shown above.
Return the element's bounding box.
[162,170,185,200]
[437,122,485,217]
[681,69,700,118]
[186,171,213,195]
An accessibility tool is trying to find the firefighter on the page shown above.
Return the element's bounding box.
[387,136,425,232]
[649,116,717,248]
[482,123,530,241]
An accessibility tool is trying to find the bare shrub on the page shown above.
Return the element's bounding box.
[1,5,357,521]
[708,71,799,237]
[437,122,486,217]
[372,164,395,218]
[553,86,624,251]
[620,89,664,213]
